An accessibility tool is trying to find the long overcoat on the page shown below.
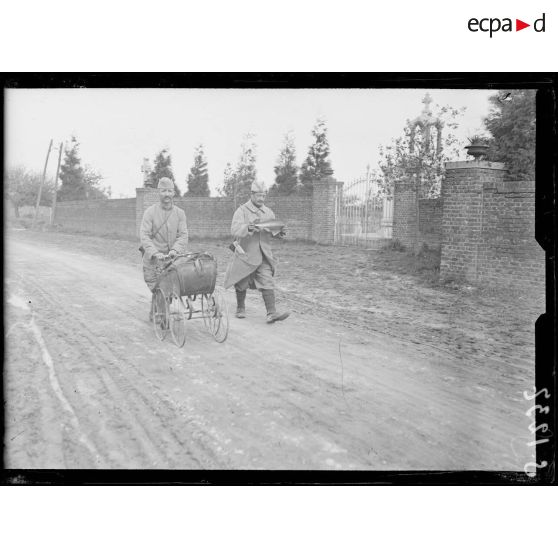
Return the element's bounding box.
[223,200,277,289]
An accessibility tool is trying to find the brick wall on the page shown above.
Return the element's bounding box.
[54,198,136,236]
[393,180,442,250]
[419,198,442,249]
[175,197,235,238]
[392,180,416,249]
[439,161,544,288]
[136,188,314,241]
[266,194,313,240]
[52,178,335,245]
[392,161,543,288]
[476,181,543,287]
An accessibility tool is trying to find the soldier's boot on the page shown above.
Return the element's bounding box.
[235,289,247,319]
[262,289,290,324]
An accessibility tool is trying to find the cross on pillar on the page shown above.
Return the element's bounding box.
[421,93,433,115]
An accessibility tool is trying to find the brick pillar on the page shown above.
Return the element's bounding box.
[392,177,417,250]
[311,174,342,244]
[439,160,507,283]
[392,172,417,250]
[136,187,159,236]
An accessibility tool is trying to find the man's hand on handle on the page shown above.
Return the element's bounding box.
[155,251,178,261]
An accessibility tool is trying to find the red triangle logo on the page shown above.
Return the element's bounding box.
[516,19,530,31]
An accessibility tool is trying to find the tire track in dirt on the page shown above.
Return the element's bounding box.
[5,235,534,470]
[9,240,377,469]
[11,241,260,468]
[4,303,69,468]
[14,269,234,469]
[8,294,106,467]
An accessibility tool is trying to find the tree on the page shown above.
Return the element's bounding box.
[218,162,235,197]
[218,135,257,203]
[234,134,258,202]
[5,166,54,217]
[185,144,210,196]
[377,103,465,199]
[299,117,333,192]
[377,98,465,255]
[269,132,299,196]
[149,149,181,196]
[58,137,87,201]
[484,90,536,180]
[84,166,111,199]
[58,137,108,201]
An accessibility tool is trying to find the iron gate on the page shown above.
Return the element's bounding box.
[334,171,393,246]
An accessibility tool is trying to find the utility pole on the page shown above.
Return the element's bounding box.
[32,139,53,229]
[50,141,64,226]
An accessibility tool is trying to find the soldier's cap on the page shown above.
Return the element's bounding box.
[157,177,175,190]
[250,181,267,194]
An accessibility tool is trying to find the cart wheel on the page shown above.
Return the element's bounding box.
[202,288,229,343]
[152,288,169,341]
[168,295,187,348]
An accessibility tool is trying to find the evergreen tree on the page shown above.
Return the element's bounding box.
[218,135,257,203]
[58,137,87,201]
[218,162,235,197]
[270,132,299,196]
[234,134,257,201]
[185,144,210,196]
[149,149,180,196]
[299,118,333,193]
[57,137,108,201]
[484,90,535,180]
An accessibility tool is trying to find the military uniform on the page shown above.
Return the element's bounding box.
[224,198,289,323]
[140,204,188,291]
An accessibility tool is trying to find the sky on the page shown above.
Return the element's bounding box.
[5,88,495,199]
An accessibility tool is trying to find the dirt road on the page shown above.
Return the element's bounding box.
[4,231,534,470]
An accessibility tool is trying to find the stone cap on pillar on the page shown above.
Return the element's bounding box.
[445,161,506,170]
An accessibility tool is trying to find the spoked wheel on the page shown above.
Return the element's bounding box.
[201,288,229,343]
[168,295,187,348]
[152,288,169,341]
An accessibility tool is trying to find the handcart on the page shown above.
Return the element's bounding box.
[151,252,229,346]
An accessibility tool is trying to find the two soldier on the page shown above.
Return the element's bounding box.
[140,178,289,324]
